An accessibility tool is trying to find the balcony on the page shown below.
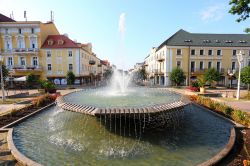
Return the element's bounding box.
[13,48,39,53]
[12,65,42,72]
[153,69,164,75]
[190,68,225,74]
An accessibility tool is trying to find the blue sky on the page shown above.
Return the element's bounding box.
[0,0,249,69]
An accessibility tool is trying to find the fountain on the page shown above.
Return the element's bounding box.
[9,13,234,166]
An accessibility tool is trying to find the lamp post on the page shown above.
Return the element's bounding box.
[227,69,236,89]
[0,55,5,102]
[236,50,244,100]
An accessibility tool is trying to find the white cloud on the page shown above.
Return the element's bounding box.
[200,5,225,22]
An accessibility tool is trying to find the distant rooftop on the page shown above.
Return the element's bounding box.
[0,13,15,22]
[157,29,250,50]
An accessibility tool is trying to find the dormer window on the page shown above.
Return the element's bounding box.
[225,40,233,43]
[48,40,54,45]
[239,40,247,43]
[215,40,220,43]
[203,40,211,43]
[184,39,192,42]
[58,39,64,45]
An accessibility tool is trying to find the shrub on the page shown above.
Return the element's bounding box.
[32,94,58,107]
[39,80,56,93]
[224,107,234,116]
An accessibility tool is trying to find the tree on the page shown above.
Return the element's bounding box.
[229,0,250,22]
[170,68,185,86]
[229,0,250,32]
[138,66,147,81]
[241,66,250,91]
[0,65,9,81]
[103,68,113,80]
[26,73,38,88]
[204,68,221,86]
[66,71,75,85]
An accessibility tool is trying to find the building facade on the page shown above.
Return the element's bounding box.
[145,29,250,86]
[0,15,60,80]
[0,14,109,85]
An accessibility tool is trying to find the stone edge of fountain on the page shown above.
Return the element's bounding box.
[0,102,55,166]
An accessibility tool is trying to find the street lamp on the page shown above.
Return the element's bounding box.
[236,50,244,100]
[0,54,5,102]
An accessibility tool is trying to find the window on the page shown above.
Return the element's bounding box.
[6,41,10,49]
[216,62,221,71]
[200,49,204,56]
[48,40,53,45]
[233,50,237,56]
[47,64,52,71]
[20,57,26,66]
[47,51,51,57]
[176,49,182,55]
[248,60,250,66]
[232,62,236,70]
[69,64,73,70]
[208,61,212,69]
[7,57,13,66]
[199,61,204,70]
[208,49,213,56]
[217,50,222,56]
[32,57,38,66]
[190,61,195,72]
[18,28,21,34]
[5,28,8,34]
[191,49,195,55]
[68,51,72,57]
[177,61,181,68]
[31,28,34,34]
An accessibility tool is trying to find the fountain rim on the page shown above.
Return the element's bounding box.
[56,87,190,116]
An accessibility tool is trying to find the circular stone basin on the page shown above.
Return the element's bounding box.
[63,87,182,108]
[13,105,233,166]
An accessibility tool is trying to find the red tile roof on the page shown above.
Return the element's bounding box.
[0,13,15,22]
[41,35,80,49]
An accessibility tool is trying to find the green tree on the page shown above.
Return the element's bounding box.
[138,66,147,81]
[229,0,250,22]
[170,68,185,86]
[0,65,9,81]
[103,69,113,80]
[241,66,250,91]
[204,68,221,86]
[26,73,38,88]
[66,71,75,85]
[229,0,250,32]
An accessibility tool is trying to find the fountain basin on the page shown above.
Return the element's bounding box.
[56,87,189,116]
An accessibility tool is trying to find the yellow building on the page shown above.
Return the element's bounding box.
[41,35,105,85]
[0,14,59,80]
[145,29,250,86]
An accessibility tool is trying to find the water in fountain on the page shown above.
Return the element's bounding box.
[108,69,131,95]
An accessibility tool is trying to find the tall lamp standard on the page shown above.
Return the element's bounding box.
[0,54,5,102]
[236,50,244,100]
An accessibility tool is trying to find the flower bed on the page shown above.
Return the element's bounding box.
[190,95,250,127]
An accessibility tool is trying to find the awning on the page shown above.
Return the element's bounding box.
[14,76,27,82]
